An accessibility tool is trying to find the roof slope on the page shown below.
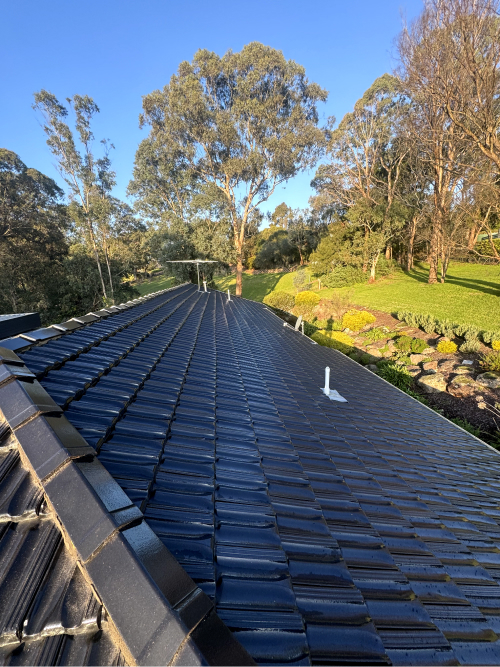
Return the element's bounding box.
[3,284,500,665]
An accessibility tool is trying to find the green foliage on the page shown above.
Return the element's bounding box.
[263,291,296,312]
[320,266,367,289]
[293,269,309,291]
[455,323,480,341]
[138,43,328,288]
[475,238,500,257]
[295,291,320,307]
[360,353,375,365]
[481,330,500,344]
[449,417,483,438]
[377,362,413,391]
[363,327,388,343]
[342,309,376,332]
[312,330,355,354]
[437,340,458,354]
[253,227,298,269]
[395,336,428,354]
[480,350,500,372]
[434,318,456,338]
[459,339,481,353]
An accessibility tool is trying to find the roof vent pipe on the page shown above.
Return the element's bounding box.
[322,366,348,402]
[323,366,331,395]
[203,281,207,292]
[227,289,231,301]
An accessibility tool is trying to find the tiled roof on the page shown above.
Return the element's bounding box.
[2,283,500,665]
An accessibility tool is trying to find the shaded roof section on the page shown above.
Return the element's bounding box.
[0,287,253,667]
[3,284,500,665]
[0,423,126,665]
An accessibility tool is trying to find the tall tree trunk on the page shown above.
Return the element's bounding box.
[88,221,108,301]
[407,217,417,271]
[235,244,243,296]
[428,215,441,284]
[298,247,304,265]
[385,244,392,260]
[369,252,380,283]
[362,227,369,273]
[103,240,115,305]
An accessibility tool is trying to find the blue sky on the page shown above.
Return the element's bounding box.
[1,0,423,216]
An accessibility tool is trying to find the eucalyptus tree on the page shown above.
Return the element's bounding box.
[414,0,500,173]
[136,42,328,295]
[33,90,116,301]
[398,11,474,283]
[312,74,408,281]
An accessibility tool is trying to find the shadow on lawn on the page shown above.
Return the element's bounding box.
[405,265,500,297]
[243,273,282,299]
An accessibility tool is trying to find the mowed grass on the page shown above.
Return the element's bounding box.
[134,275,175,296]
[215,262,500,330]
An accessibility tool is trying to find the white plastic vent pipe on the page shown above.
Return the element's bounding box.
[323,366,330,395]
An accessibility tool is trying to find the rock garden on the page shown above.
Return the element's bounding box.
[263,289,500,447]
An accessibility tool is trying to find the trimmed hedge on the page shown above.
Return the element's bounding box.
[295,291,320,308]
[320,266,367,288]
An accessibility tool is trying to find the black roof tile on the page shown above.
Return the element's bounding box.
[3,283,500,663]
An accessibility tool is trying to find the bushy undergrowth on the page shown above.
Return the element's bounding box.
[437,340,458,354]
[363,327,388,343]
[395,336,427,354]
[459,339,481,353]
[313,292,353,322]
[396,310,500,349]
[311,330,354,354]
[449,417,483,438]
[320,266,366,289]
[295,291,320,308]
[342,309,376,332]
[480,350,500,372]
[263,291,295,312]
[377,361,413,391]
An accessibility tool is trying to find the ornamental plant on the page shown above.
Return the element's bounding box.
[311,330,354,354]
[480,350,500,373]
[492,341,500,351]
[295,291,320,308]
[263,291,295,312]
[342,309,376,332]
[437,340,458,354]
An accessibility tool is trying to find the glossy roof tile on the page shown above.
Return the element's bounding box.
[4,283,500,664]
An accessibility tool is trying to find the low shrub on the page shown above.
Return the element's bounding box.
[360,352,374,365]
[263,291,295,312]
[320,266,366,289]
[364,327,388,343]
[377,361,413,391]
[395,336,427,354]
[395,335,412,353]
[455,323,480,341]
[459,339,481,353]
[293,269,309,291]
[295,291,320,308]
[449,417,482,438]
[480,350,500,372]
[492,341,500,351]
[481,330,500,344]
[376,258,401,277]
[311,330,355,354]
[474,238,500,257]
[342,309,376,332]
[434,318,456,338]
[437,340,458,354]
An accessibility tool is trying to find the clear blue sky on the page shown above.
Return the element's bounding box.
[1,0,423,216]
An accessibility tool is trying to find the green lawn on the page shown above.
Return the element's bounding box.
[215,262,500,330]
[134,275,175,296]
